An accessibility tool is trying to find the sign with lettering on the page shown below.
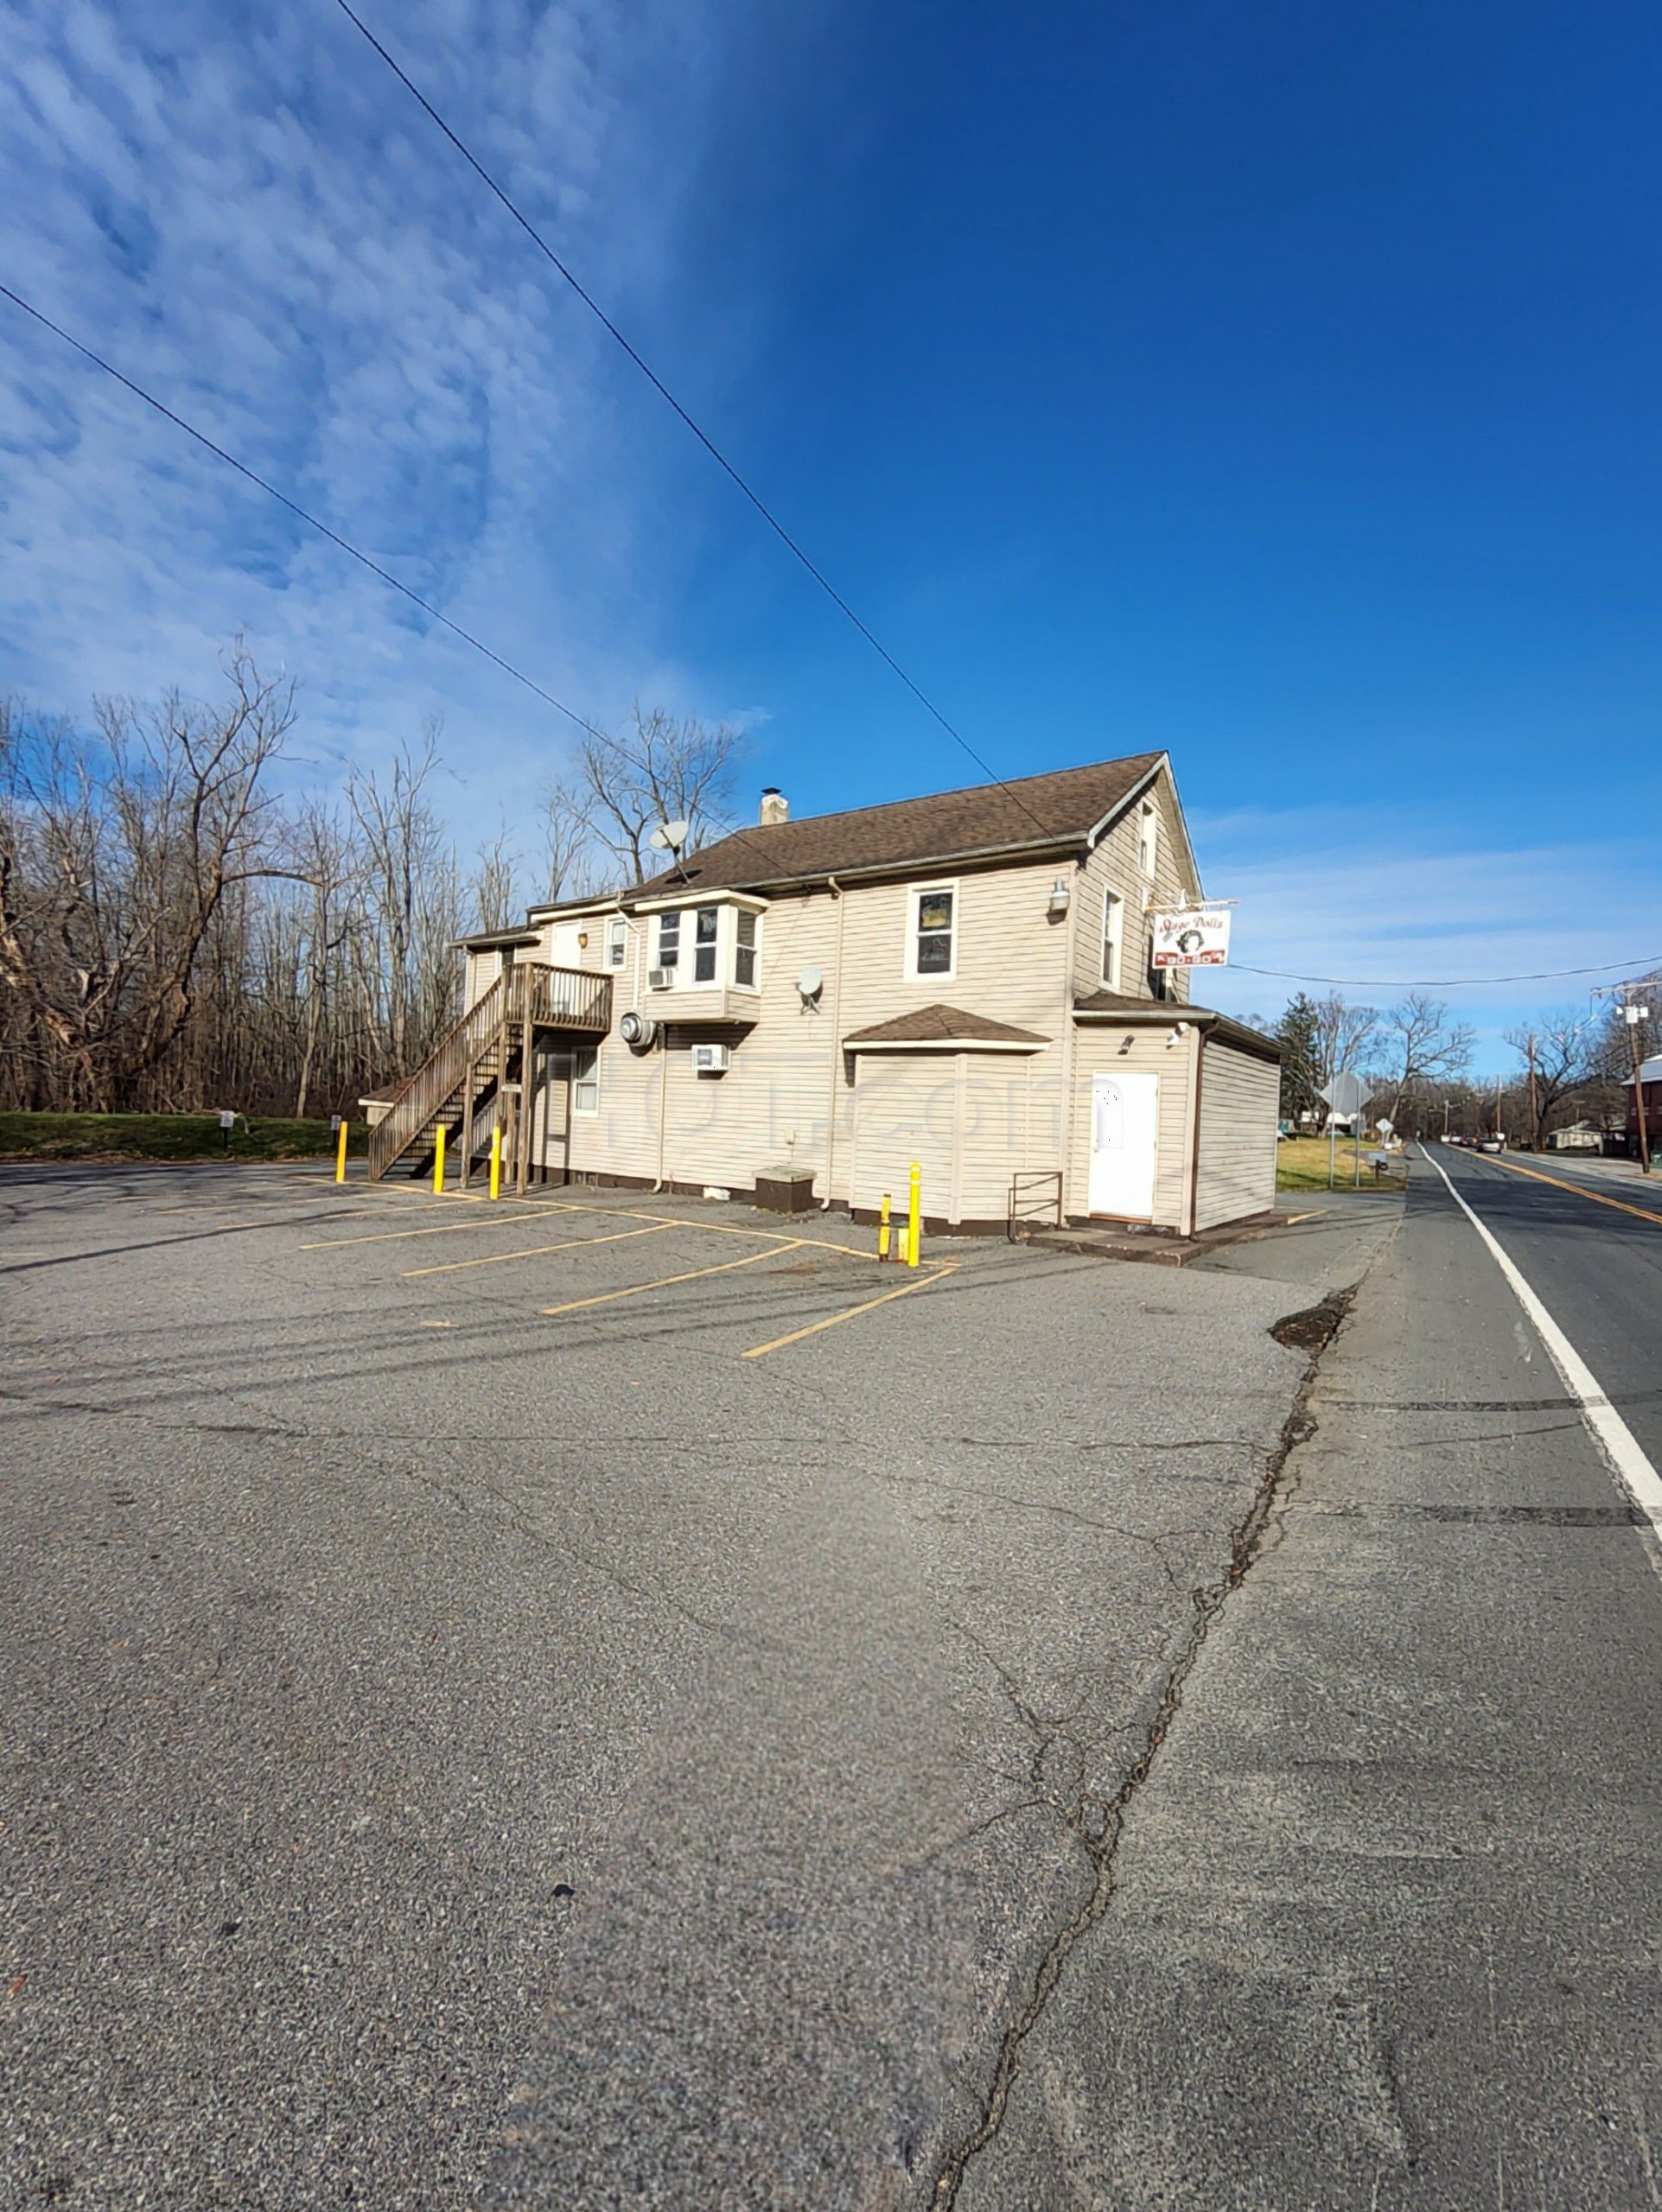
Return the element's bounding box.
[1150,906,1231,968]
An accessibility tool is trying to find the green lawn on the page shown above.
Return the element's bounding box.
[1277,1135,1406,1192]
[0,1111,368,1163]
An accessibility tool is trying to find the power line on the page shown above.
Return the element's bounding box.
[328,0,1061,847]
[0,281,606,742]
[1233,956,1662,989]
[0,281,933,909]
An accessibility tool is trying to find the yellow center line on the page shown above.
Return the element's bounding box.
[300,1204,575,1250]
[404,1221,680,1277]
[1479,1153,1662,1227]
[743,1264,960,1359]
[541,1243,799,1318]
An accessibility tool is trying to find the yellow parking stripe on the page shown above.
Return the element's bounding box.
[541,1243,794,1318]
[519,1192,876,1260]
[300,1205,573,1250]
[1480,1154,1662,1227]
[403,1221,679,1277]
[742,1265,958,1358]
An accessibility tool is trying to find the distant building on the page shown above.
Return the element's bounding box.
[1627,1053,1662,1157]
[1547,1120,1601,1152]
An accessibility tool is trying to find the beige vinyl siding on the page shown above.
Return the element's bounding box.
[1071,766,1194,1006]
[1066,1026,1196,1230]
[1192,1039,1279,1230]
[555,858,1070,1202]
[463,948,504,1009]
[848,1050,1043,1225]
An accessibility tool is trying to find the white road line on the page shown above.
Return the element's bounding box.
[1422,1147,1662,1577]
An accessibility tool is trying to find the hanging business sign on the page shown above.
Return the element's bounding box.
[1150,906,1232,968]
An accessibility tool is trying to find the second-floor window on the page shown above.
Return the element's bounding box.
[607,918,627,969]
[909,886,955,978]
[656,911,680,970]
[735,909,758,988]
[693,905,720,982]
[1101,891,1123,990]
[1137,800,1157,877]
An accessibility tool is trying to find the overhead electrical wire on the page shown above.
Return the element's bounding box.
[0,279,1010,918]
[327,0,1062,848]
[1232,957,1662,989]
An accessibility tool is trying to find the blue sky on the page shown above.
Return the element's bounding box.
[2,0,1659,1062]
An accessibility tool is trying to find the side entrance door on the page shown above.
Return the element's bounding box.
[550,922,583,969]
[1088,1071,1159,1219]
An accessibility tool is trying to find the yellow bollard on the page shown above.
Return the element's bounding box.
[334,1118,348,1184]
[877,1192,891,1262]
[907,1160,921,1268]
[489,1124,502,1202]
[433,1123,446,1195]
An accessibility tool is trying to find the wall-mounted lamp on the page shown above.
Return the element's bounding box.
[1048,877,1071,916]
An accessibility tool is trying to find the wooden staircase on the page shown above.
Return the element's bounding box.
[368,962,611,1190]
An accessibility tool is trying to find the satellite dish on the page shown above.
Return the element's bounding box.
[649,819,690,852]
[797,965,824,1001]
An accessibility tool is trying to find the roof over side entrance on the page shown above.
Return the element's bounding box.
[1073,988,1282,1062]
[844,1002,1050,1050]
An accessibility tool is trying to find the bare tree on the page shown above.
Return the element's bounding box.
[568,706,742,883]
[1308,995,1380,1121]
[1503,1008,1596,1145]
[0,649,295,1111]
[1379,993,1474,1126]
[538,773,604,905]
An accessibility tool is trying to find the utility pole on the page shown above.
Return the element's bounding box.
[1624,999,1652,1174]
[1526,1033,1539,1153]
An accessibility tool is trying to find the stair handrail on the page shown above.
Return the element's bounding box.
[369,976,506,1179]
[367,962,614,1180]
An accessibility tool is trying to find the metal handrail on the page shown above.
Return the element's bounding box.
[368,963,610,1180]
[1008,1169,1064,1240]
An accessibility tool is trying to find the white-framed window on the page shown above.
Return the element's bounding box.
[735,907,759,988]
[1101,890,1123,989]
[1137,800,1157,878]
[572,1046,600,1114]
[656,911,681,971]
[607,918,627,969]
[907,883,956,980]
[692,904,720,983]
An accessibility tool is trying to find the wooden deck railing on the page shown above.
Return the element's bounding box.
[368,963,611,1180]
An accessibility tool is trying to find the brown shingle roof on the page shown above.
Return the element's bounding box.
[622,753,1164,901]
[844,1003,1049,1048]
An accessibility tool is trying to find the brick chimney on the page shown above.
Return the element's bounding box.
[759,787,788,826]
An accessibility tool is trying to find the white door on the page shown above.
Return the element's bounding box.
[550,922,583,969]
[1088,1071,1158,1218]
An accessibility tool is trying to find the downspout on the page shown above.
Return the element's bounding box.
[1057,857,1085,1219]
[652,1036,669,1193]
[819,875,847,1209]
[1183,1021,1207,1237]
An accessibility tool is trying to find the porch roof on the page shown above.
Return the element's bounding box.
[844,1002,1049,1052]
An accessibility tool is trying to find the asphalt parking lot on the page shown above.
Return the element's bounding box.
[0,1161,1396,2209]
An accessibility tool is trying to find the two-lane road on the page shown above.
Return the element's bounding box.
[1424,1143,1662,1489]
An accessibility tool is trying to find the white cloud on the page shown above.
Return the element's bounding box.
[1190,801,1657,1060]
[0,0,751,834]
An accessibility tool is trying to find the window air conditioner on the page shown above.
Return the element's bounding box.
[647,967,674,990]
[691,1043,731,1076]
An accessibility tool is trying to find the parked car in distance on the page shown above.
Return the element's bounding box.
[1478,1136,1505,1154]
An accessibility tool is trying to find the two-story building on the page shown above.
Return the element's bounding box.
[368,753,1280,1236]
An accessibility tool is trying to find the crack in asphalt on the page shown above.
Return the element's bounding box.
[925,1279,1367,2209]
